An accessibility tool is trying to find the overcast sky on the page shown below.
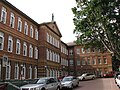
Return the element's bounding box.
[7,0,77,43]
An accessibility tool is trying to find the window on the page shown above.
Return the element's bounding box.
[46,49,49,60]
[1,7,7,24]
[6,61,11,79]
[47,33,49,42]
[86,48,90,53]
[69,60,74,66]
[98,57,102,64]
[35,29,38,40]
[24,21,28,35]
[82,60,86,65]
[0,32,4,50]
[16,39,21,54]
[34,66,37,78]
[21,64,26,79]
[8,36,13,52]
[29,66,32,79]
[30,25,34,38]
[104,57,107,64]
[29,44,33,58]
[10,12,15,28]
[77,60,80,66]
[23,42,27,56]
[14,63,19,79]
[17,17,22,32]
[34,47,38,59]
[69,50,73,55]
[92,58,96,65]
[76,48,80,54]
[87,58,90,65]
[81,48,85,54]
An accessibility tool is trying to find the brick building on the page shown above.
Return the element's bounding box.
[0,0,113,81]
[67,42,113,77]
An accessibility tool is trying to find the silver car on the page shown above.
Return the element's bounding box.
[20,77,62,90]
[78,73,96,80]
[61,76,79,89]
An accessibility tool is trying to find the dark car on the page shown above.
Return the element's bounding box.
[114,72,120,84]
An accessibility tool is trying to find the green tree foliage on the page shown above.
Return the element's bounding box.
[72,0,120,60]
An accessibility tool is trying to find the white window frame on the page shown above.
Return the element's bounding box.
[34,47,38,59]
[6,61,11,80]
[10,12,15,28]
[34,66,37,79]
[30,25,34,38]
[17,17,22,32]
[29,65,32,79]
[1,7,7,24]
[22,64,26,79]
[16,39,21,54]
[35,29,38,40]
[0,32,4,50]
[24,21,28,35]
[14,63,19,79]
[8,36,13,52]
[23,42,27,56]
[29,44,33,58]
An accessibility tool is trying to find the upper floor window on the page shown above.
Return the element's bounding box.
[24,21,28,35]
[46,49,49,60]
[1,7,7,24]
[23,42,27,56]
[92,58,96,65]
[34,47,38,59]
[8,36,13,52]
[81,48,85,54]
[69,50,73,55]
[77,60,80,66]
[35,29,38,40]
[29,44,33,58]
[30,25,34,38]
[10,12,15,28]
[0,32,4,50]
[76,48,80,54]
[46,33,49,42]
[16,39,21,54]
[69,60,74,66]
[17,17,22,32]
[98,57,102,64]
[21,64,26,79]
[103,57,107,64]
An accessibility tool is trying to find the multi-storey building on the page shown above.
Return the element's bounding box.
[67,42,113,77]
[0,0,113,81]
[0,0,39,80]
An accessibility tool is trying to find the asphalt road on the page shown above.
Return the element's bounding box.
[73,78,119,90]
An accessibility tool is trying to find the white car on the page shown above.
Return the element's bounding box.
[20,77,62,90]
[78,73,96,80]
[115,75,120,88]
[61,76,79,89]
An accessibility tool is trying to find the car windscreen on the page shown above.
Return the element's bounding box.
[62,77,73,81]
[36,78,48,84]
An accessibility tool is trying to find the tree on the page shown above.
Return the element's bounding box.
[72,0,120,60]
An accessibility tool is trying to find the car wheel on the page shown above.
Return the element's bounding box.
[41,88,46,90]
[92,77,95,79]
[82,78,85,80]
[76,82,79,87]
[70,84,74,89]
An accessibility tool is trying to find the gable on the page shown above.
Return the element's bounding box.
[45,22,62,37]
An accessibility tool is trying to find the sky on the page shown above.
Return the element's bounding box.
[7,0,77,43]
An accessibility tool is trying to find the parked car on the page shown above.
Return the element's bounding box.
[78,73,96,81]
[115,75,120,88]
[20,77,62,90]
[61,76,79,89]
[103,71,115,78]
[114,72,120,84]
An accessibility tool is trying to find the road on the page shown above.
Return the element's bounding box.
[74,78,119,90]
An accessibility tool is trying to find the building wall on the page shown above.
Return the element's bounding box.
[0,0,38,80]
[68,45,112,77]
